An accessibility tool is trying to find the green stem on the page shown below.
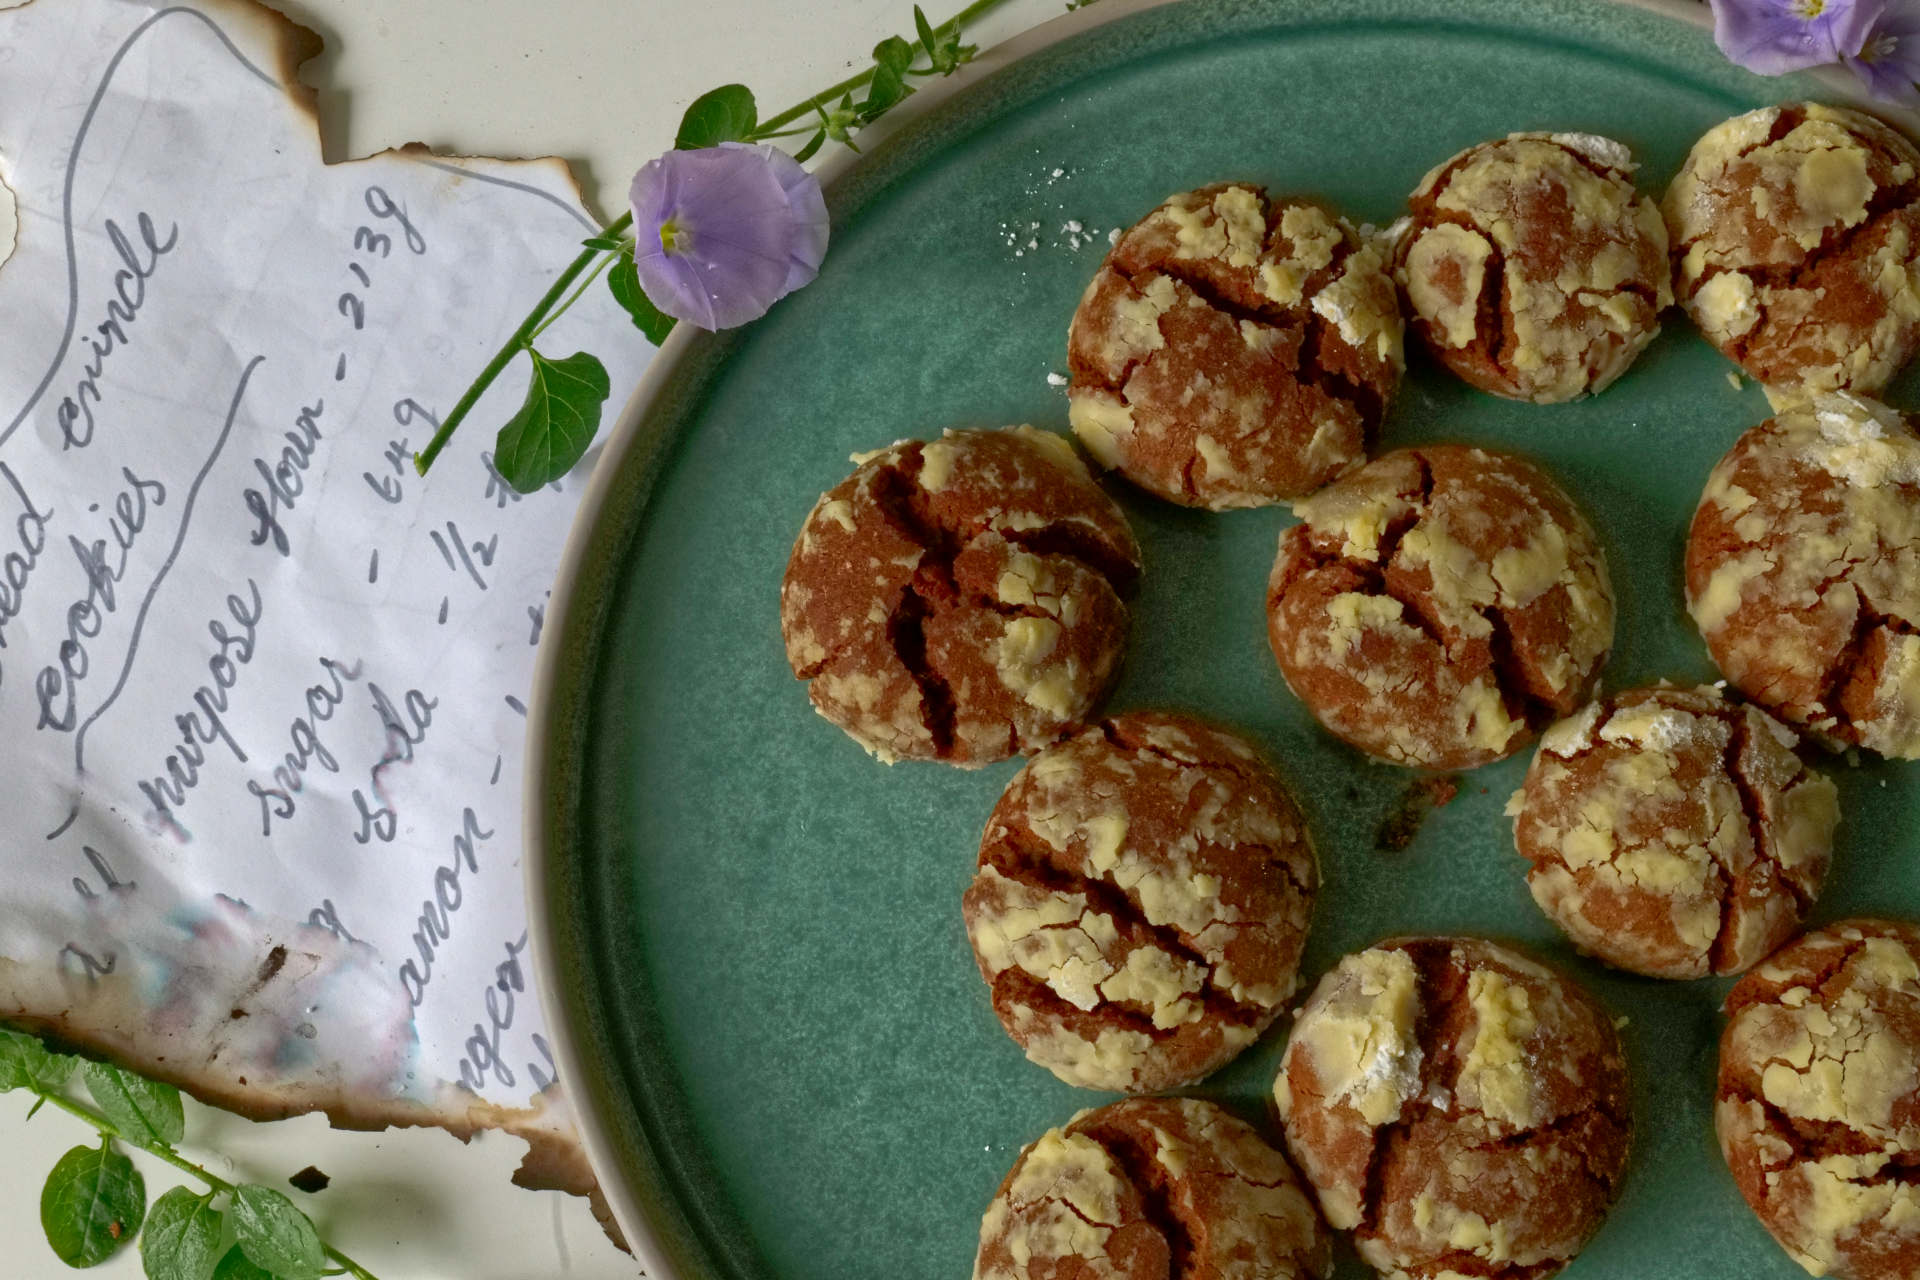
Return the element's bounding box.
[753,0,1018,134]
[33,1091,381,1280]
[413,0,1021,477]
[529,249,621,344]
[413,212,634,475]
[325,1245,381,1277]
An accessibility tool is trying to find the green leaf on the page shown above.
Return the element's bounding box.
[229,1185,324,1280]
[873,34,913,76]
[792,131,826,164]
[83,1061,185,1146]
[0,1026,76,1093]
[41,1142,145,1267]
[493,349,611,493]
[861,39,915,121]
[860,70,911,122]
[914,4,959,73]
[140,1188,223,1280]
[674,84,756,149]
[606,249,676,346]
[209,1248,275,1280]
[579,233,626,252]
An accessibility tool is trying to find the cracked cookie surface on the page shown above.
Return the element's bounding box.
[1509,684,1839,979]
[963,711,1317,1093]
[1393,132,1670,404]
[1066,183,1403,509]
[974,1096,1331,1280]
[1665,102,1920,402]
[1266,445,1615,771]
[1717,919,1920,1280]
[1685,393,1920,759]
[1275,937,1631,1280]
[780,425,1141,765]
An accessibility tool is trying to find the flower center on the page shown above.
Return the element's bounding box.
[1861,32,1898,62]
[1792,0,1825,17]
[659,218,690,254]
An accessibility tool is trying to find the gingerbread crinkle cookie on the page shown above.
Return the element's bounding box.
[1666,101,1920,401]
[1267,445,1614,770]
[963,711,1316,1092]
[1068,183,1403,508]
[975,1097,1331,1280]
[1394,131,1671,403]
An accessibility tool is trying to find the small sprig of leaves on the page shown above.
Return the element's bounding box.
[0,1028,377,1280]
[410,0,1009,493]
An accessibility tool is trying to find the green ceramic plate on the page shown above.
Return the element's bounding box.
[528,2,1920,1276]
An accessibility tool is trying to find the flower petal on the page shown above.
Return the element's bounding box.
[725,142,831,294]
[627,144,832,331]
[1824,0,1887,57]
[1846,1,1920,101]
[1711,0,1882,75]
[1847,43,1920,99]
[627,155,677,231]
[633,246,720,330]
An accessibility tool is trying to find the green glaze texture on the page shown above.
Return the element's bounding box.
[536,1,1920,1276]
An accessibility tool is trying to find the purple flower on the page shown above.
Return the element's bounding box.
[1710,0,1881,75]
[628,142,830,331]
[1847,1,1920,100]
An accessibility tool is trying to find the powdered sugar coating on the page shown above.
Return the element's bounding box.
[975,1097,1331,1280]
[1276,937,1630,1280]
[1396,132,1671,404]
[963,711,1316,1093]
[1665,102,1920,402]
[1067,183,1403,509]
[1267,445,1614,770]
[780,426,1140,765]
[1718,920,1920,1279]
[1686,394,1920,759]
[1511,684,1839,979]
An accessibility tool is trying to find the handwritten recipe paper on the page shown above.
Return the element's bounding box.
[0,0,649,1124]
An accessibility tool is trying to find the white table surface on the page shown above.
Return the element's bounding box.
[0,0,1066,1274]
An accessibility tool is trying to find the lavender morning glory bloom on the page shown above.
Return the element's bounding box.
[1847,1,1920,99]
[628,141,831,331]
[1709,0,1881,75]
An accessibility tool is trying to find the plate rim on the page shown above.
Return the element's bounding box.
[525,2,1188,1269]
[519,2,1879,1274]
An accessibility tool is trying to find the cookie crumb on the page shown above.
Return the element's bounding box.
[288,1166,330,1193]
[1373,774,1459,851]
